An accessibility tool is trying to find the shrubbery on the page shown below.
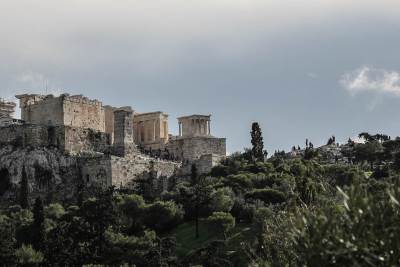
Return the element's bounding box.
[245,188,286,204]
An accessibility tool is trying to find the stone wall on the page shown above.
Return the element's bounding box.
[167,136,226,162]
[18,95,64,126]
[62,126,110,154]
[0,124,110,154]
[113,109,135,156]
[16,94,105,132]
[196,154,224,174]
[0,99,16,119]
[133,112,169,150]
[104,106,115,143]
[63,95,105,132]
[111,153,180,189]
[0,124,49,148]
[78,155,112,188]
[0,146,180,206]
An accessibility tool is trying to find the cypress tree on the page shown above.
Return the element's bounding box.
[32,197,45,251]
[20,165,29,209]
[191,164,200,239]
[251,122,265,162]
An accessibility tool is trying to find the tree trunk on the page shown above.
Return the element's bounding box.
[195,203,199,239]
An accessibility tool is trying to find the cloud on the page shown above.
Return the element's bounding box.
[340,66,400,96]
[307,72,318,79]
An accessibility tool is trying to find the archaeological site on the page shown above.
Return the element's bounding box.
[0,94,226,204]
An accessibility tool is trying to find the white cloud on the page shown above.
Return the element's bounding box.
[307,72,318,79]
[340,66,400,96]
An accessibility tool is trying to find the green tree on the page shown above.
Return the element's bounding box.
[207,212,235,240]
[117,193,146,234]
[251,122,265,162]
[245,189,286,205]
[210,187,235,213]
[79,187,118,263]
[190,164,212,239]
[15,244,44,266]
[31,197,45,251]
[143,201,183,233]
[0,215,16,265]
[20,165,29,209]
[135,161,157,201]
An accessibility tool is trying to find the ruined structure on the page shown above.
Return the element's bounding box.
[0,99,17,126]
[0,93,226,204]
[133,111,169,150]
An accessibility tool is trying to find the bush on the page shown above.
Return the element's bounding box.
[245,189,286,204]
[15,245,44,265]
[250,174,276,189]
[211,165,229,177]
[143,201,184,233]
[293,184,400,266]
[244,162,274,174]
[231,199,256,223]
[223,174,253,193]
[45,203,66,220]
[324,165,364,187]
[209,187,235,213]
[207,212,235,240]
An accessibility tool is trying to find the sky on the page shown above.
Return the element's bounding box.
[1,0,400,154]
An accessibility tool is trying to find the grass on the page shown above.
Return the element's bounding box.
[171,220,253,257]
[172,220,220,257]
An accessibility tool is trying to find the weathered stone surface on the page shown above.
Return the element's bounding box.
[167,136,226,162]
[0,124,110,154]
[133,111,169,150]
[0,146,79,206]
[0,146,180,205]
[177,115,211,137]
[16,94,105,132]
[0,92,228,204]
[111,153,181,188]
[0,99,16,120]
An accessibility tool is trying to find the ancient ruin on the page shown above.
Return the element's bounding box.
[0,94,226,204]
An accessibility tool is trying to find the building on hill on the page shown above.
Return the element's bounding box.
[167,115,226,163]
[133,111,169,151]
[0,99,17,126]
[16,94,106,132]
[0,92,226,204]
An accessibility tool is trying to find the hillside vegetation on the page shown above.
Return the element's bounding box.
[1,124,400,266]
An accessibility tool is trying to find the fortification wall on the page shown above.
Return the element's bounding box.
[0,124,110,153]
[111,153,180,189]
[17,94,105,132]
[78,155,112,188]
[63,96,105,132]
[62,126,110,154]
[22,97,64,126]
[0,124,50,148]
[196,154,224,174]
[167,136,226,162]
[104,106,115,143]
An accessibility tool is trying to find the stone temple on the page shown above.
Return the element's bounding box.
[0,94,226,204]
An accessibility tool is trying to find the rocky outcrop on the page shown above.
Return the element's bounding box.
[0,145,80,206]
[0,144,181,206]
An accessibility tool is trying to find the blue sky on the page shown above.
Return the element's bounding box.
[1,0,400,153]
